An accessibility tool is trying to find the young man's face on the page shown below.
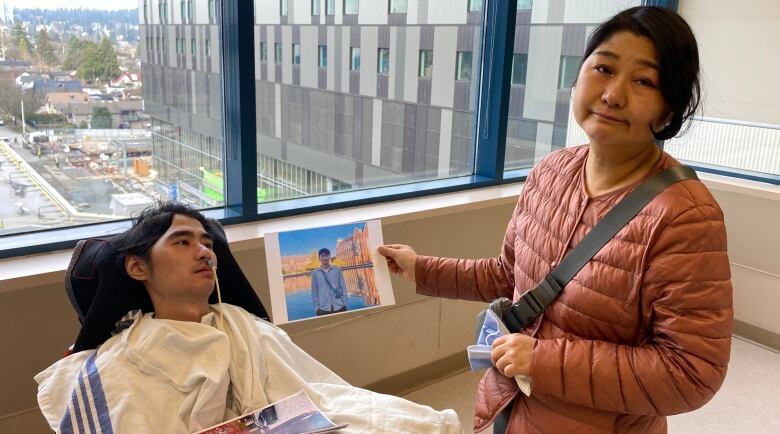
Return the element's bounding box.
[319,253,331,268]
[127,214,217,303]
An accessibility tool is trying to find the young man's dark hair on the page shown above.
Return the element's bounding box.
[111,201,219,270]
[575,6,701,140]
[318,248,331,257]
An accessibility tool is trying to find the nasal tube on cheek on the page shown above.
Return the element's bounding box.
[207,258,225,330]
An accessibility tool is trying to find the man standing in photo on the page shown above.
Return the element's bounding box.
[311,248,348,316]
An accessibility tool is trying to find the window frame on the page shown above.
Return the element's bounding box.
[511,52,527,86]
[292,43,301,65]
[325,0,335,15]
[318,45,327,68]
[11,0,767,263]
[418,49,433,78]
[343,0,358,15]
[350,46,361,71]
[455,51,473,81]
[388,0,407,14]
[312,0,321,15]
[274,42,282,64]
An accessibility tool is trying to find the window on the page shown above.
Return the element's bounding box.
[350,47,361,70]
[312,0,320,15]
[187,0,193,20]
[144,0,148,22]
[558,55,580,89]
[260,42,268,62]
[468,0,482,12]
[180,1,185,21]
[209,0,217,20]
[274,43,282,64]
[206,39,211,57]
[162,37,167,53]
[518,0,532,9]
[389,0,407,13]
[456,51,472,81]
[325,0,335,15]
[292,44,301,65]
[318,45,327,68]
[344,0,358,15]
[191,39,196,56]
[281,0,288,16]
[419,50,433,77]
[377,48,390,74]
[511,53,527,85]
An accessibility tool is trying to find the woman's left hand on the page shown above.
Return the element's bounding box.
[491,334,537,378]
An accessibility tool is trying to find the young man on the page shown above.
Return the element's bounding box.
[35,202,461,434]
[311,247,348,316]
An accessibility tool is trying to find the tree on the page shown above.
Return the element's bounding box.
[0,79,41,122]
[90,106,112,129]
[11,21,33,60]
[62,37,87,71]
[77,37,120,83]
[35,29,57,66]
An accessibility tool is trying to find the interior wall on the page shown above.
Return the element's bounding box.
[679,0,780,124]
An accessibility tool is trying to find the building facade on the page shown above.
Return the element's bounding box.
[139,0,641,206]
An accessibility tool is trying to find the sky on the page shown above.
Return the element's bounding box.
[13,0,138,10]
[279,223,366,257]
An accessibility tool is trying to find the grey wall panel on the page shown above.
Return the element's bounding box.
[523,25,563,122]
[350,70,360,94]
[453,81,470,111]
[420,26,434,50]
[377,74,389,99]
[457,25,474,51]
[431,26,457,108]
[554,89,571,125]
[561,25,586,56]
[388,13,406,25]
[514,25,530,53]
[417,79,432,105]
[360,26,378,97]
[508,86,526,119]
[318,68,327,89]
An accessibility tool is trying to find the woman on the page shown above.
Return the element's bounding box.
[378,6,732,434]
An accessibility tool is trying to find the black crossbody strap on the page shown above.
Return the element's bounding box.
[501,165,698,333]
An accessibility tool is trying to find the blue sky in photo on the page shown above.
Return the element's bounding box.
[279,222,366,257]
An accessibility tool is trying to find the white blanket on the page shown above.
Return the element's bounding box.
[36,304,462,434]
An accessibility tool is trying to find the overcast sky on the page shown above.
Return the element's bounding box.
[15,0,137,10]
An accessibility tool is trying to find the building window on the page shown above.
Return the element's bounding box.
[518,0,532,9]
[292,44,301,65]
[312,0,320,15]
[281,0,288,16]
[511,53,528,85]
[144,0,148,22]
[456,51,472,81]
[206,39,211,57]
[344,0,358,15]
[274,43,282,64]
[326,0,335,15]
[180,1,186,21]
[318,45,327,68]
[162,37,167,53]
[156,37,160,52]
[558,55,580,89]
[389,0,407,13]
[209,0,217,20]
[377,48,390,74]
[419,50,433,77]
[260,42,268,62]
[187,0,193,20]
[350,47,361,70]
[468,0,482,12]
[191,39,196,56]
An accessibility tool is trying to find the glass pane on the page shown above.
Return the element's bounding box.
[293,44,301,65]
[344,0,358,15]
[254,0,483,203]
[377,48,390,74]
[389,0,407,14]
[326,0,335,15]
[504,3,618,172]
[0,0,225,236]
[281,0,288,16]
[468,0,482,12]
[456,51,472,81]
[312,0,320,15]
[418,50,433,78]
[318,46,327,68]
[275,43,282,63]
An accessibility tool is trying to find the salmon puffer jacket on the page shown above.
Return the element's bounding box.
[416,146,733,433]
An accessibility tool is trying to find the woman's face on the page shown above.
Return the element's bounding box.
[573,31,670,153]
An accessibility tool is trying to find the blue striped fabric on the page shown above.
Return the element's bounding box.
[59,352,113,434]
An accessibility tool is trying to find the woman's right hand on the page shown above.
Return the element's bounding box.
[377,244,418,283]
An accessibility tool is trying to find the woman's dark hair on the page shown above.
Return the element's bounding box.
[111,201,219,269]
[577,6,701,140]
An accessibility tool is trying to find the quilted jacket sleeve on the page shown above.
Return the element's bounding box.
[413,199,520,303]
[530,201,733,416]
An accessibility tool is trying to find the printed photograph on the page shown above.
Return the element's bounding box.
[265,220,394,323]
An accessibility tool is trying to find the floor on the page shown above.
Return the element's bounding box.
[401,336,780,433]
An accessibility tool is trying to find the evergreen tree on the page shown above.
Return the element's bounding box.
[36,29,57,66]
[77,37,120,83]
[12,21,34,60]
[62,37,86,71]
[90,106,112,129]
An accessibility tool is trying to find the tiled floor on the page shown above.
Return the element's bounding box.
[401,336,780,433]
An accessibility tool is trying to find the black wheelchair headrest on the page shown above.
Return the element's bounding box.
[65,219,268,352]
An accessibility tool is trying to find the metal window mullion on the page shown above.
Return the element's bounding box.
[221,0,257,219]
[474,0,517,180]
